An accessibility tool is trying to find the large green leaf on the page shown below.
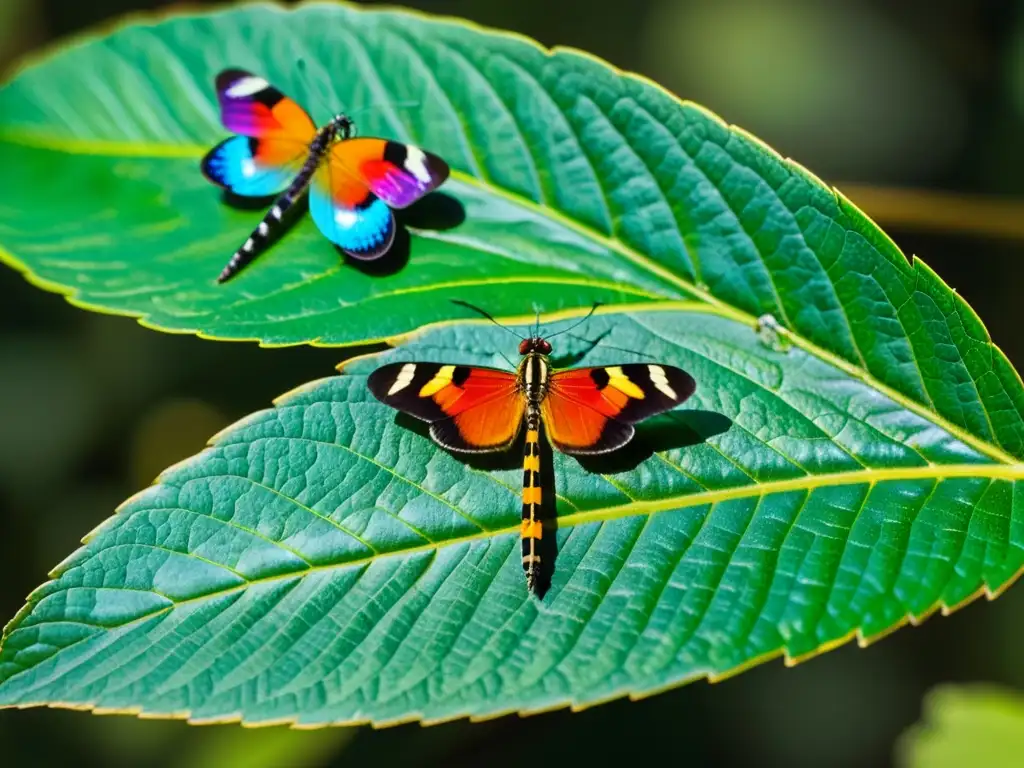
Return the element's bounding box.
[3,3,1023,479]
[0,1,694,346]
[2,307,1023,724]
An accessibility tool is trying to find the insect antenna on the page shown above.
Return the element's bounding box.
[545,302,602,340]
[345,99,422,119]
[294,58,340,124]
[565,331,658,361]
[340,100,422,138]
[296,58,421,133]
[450,300,526,341]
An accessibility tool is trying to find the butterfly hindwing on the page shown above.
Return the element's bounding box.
[309,163,395,259]
[368,363,524,452]
[214,69,316,141]
[201,136,307,197]
[543,364,696,454]
[541,395,635,456]
[331,139,450,209]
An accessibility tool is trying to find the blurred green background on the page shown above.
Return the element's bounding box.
[2,0,1024,765]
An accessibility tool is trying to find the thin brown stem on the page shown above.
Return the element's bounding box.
[838,183,1024,241]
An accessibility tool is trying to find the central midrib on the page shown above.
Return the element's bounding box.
[0,128,1017,468]
[10,461,1023,642]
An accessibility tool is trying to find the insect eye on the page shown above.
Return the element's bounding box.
[518,340,530,355]
[539,340,552,354]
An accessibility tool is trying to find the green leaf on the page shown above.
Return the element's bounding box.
[897,685,1024,768]
[4,0,1024,728]
[3,307,1023,724]
[3,2,1022,480]
[0,2,691,345]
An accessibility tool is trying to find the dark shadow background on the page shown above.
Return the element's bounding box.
[2,0,1024,766]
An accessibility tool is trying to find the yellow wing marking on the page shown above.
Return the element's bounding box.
[605,366,645,399]
[418,365,456,398]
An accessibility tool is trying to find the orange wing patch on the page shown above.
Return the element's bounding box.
[269,98,317,142]
[252,137,309,167]
[448,396,524,449]
[548,366,643,416]
[543,364,696,455]
[431,368,524,450]
[541,392,625,453]
[331,137,389,177]
[367,363,524,453]
[312,162,374,208]
[542,367,634,452]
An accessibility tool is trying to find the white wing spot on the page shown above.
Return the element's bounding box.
[335,209,359,228]
[404,146,432,183]
[242,238,254,252]
[648,365,677,399]
[270,205,283,219]
[388,363,417,395]
[257,222,269,235]
[225,76,270,97]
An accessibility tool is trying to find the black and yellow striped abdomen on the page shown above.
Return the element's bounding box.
[521,405,542,592]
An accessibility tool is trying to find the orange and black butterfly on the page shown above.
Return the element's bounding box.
[367,307,697,594]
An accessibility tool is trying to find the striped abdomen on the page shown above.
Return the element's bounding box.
[217,130,331,283]
[521,405,542,592]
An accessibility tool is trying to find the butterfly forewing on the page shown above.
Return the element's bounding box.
[214,69,316,141]
[331,139,450,209]
[203,70,316,197]
[368,363,524,452]
[543,364,696,454]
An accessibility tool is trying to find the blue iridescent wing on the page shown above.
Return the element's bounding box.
[201,136,307,198]
[308,163,395,260]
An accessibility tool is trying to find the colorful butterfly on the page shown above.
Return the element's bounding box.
[201,69,451,283]
[367,311,697,595]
